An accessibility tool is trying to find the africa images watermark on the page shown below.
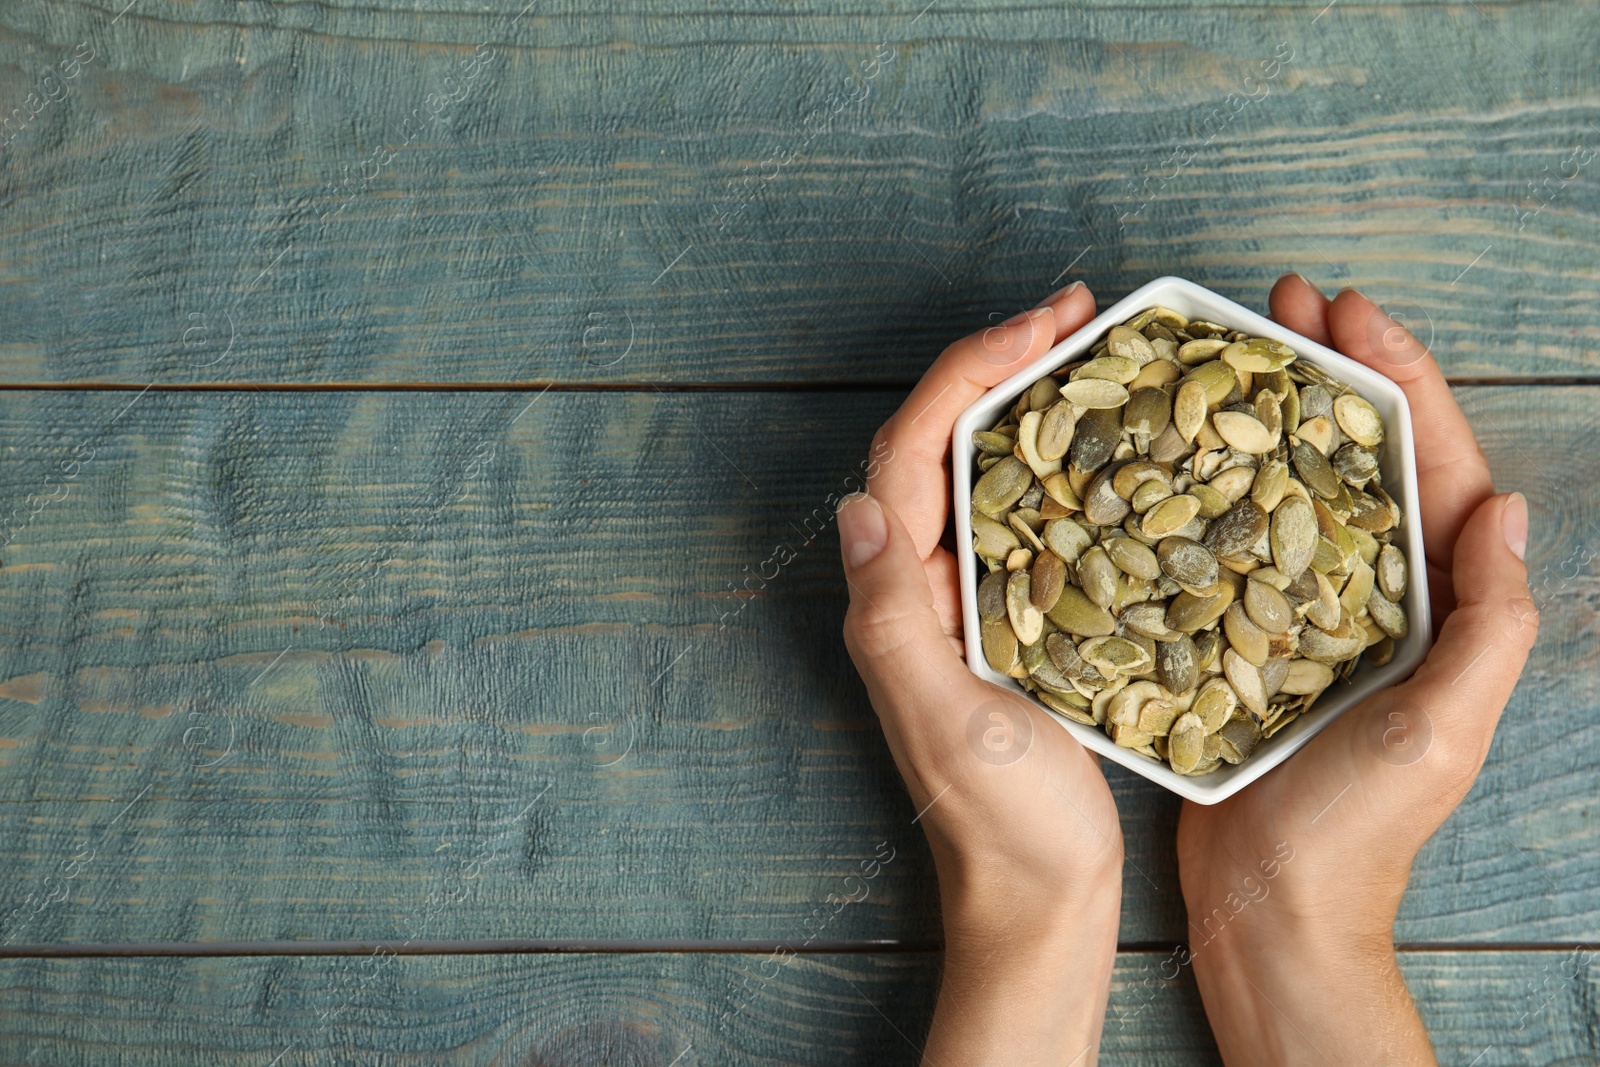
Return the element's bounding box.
[1116,43,1296,233]
[1116,841,1296,1029]
[715,438,895,632]
[715,839,898,1032]
[0,41,97,151]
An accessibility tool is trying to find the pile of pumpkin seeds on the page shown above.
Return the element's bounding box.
[971,306,1409,775]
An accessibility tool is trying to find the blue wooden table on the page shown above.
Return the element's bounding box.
[0,0,1595,1062]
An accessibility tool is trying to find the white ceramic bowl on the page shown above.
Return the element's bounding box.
[952,277,1431,804]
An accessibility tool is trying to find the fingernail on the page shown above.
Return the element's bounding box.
[1033,280,1083,309]
[1503,492,1528,562]
[839,493,888,568]
[1001,304,1053,328]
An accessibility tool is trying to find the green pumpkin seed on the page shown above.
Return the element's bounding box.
[1031,551,1067,612]
[1168,712,1206,773]
[1045,585,1116,636]
[978,569,1008,620]
[1138,698,1181,736]
[1105,537,1161,580]
[1077,355,1141,384]
[1223,603,1270,666]
[1016,410,1061,479]
[1107,325,1157,363]
[1113,461,1171,499]
[1280,658,1334,695]
[1130,479,1175,515]
[1070,406,1124,473]
[1157,536,1218,588]
[1223,648,1268,716]
[973,429,1016,455]
[1215,717,1261,764]
[1084,463,1133,526]
[1166,581,1234,632]
[1026,376,1060,411]
[1269,497,1317,579]
[1005,571,1043,645]
[1036,402,1076,461]
[1332,443,1380,486]
[1142,494,1201,538]
[1333,394,1384,447]
[1042,518,1093,563]
[1305,571,1341,631]
[1178,337,1228,364]
[1189,481,1232,519]
[1297,620,1366,663]
[1346,490,1396,533]
[1205,499,1269,560]
[1040,472,1082,511]
[1207,465,1257,504]
[1243,578,1293,634]
[1368,590,1408,638]
[1037,687,1099,725]
[1155,634,1198,694]
[1291,439,1340,499]
[973,455,1033,516]
[1368,634,1396,667]
[1123,387,1173,436]
[981,617,1020,673]
[1339,557,1375,618]
[1122,602,1182,642]
[1079,635,1152,675]
[1111,722,1155,749]
[1078,546,1118,609]
[1046,631,1107,685]
[1194,678,1238,732]
[1376,543,1407,601]
[1173,381,1208,444]
[1061,378,1130,409]
[1221,337,1297,373]
[973,511,1022,559]
[1212,410,1279,453]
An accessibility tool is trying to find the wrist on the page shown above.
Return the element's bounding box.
[1187,892,1432,1066]
[939,853,1123,975]
[928,863,1122,1066]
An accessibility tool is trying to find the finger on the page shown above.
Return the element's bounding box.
[1326,288,1494,571]
[869,283,1100,557]
[838,492,985,755]
[1267,272,1334,347]
[1371,493,1536,782]
[924,547,964,640]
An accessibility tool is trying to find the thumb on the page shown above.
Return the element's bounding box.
[838,492,974,748]
[1370,492,1537,782]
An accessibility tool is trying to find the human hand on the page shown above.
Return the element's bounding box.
[1176,275,1538,1066]
[837,282,1123,1064]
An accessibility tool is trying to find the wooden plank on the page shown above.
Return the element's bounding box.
[0,386,1594,946]
[0,950,1594,1064]
[0,3,1595,383]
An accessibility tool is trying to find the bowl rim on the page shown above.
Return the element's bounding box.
[951,276,1432,804]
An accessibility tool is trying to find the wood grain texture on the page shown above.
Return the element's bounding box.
[0,386,1592,947]
[0,2,1595,383]
[0,950,1594,1065]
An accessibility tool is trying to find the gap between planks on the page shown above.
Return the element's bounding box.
[0,940,1592,959]
[0,378,1584,393]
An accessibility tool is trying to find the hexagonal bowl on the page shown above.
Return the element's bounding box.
[951,276,1431,804]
